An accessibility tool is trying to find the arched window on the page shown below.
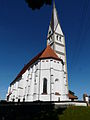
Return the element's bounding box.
[43,78,47,94]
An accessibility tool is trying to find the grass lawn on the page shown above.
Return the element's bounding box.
[59,106,90,120]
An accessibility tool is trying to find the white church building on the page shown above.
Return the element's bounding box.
[7,1,78,102]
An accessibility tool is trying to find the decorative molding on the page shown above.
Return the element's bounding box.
[55,41,64,47]
[55,50,65,56]
[54,32,64,37]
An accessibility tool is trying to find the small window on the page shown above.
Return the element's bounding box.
[59,36,61,41]
[56,35,58,40]
[49,31,51,34]
[18,99,20,102]
[55,79,59,82]
[50,60,53,61]
[43,78,47,94]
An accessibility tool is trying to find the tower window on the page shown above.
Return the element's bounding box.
[56,35,58,40]
[43,78,47,94]
[49,31,51,34]
[59,36,61,41]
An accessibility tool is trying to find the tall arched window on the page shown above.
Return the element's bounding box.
[43,78,47,94]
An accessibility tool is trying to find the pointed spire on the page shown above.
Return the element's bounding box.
[50,0,59,32]
[53,0,55,9]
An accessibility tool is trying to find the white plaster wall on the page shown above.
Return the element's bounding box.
[7,58,69,102]
[50,59,62,71]
[55,24,63,36]
[39,59,68,101]
[55,44,64,54]
[56,53,65,63]
[40,60,51,101]
[27,67,33,101]
[54,102,87,108]
[51,60,68,101]
[85,97,89,102]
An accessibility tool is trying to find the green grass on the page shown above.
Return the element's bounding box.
[59,106,90,120]
[32,106,90,120]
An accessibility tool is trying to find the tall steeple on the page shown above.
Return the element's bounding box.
[47,1,64,46]
[50,0,63,35]
[47,1,68,93]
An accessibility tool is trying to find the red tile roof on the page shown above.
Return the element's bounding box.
[68,92,78,99]
[40,45,61,60]
[10,45,63,85]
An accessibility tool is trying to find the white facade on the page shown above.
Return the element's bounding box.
[7,58,69,102]
[7,2,70,102]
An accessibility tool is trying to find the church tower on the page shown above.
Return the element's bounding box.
[47,1,68,91]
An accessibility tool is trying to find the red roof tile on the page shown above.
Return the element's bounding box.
[68,92,78,99]
[40,45,61,60]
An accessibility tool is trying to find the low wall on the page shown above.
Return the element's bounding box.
[54,101,87,109]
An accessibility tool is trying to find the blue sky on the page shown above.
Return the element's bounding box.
[0,0,90,100]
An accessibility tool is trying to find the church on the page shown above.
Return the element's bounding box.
[6,1,78,102]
